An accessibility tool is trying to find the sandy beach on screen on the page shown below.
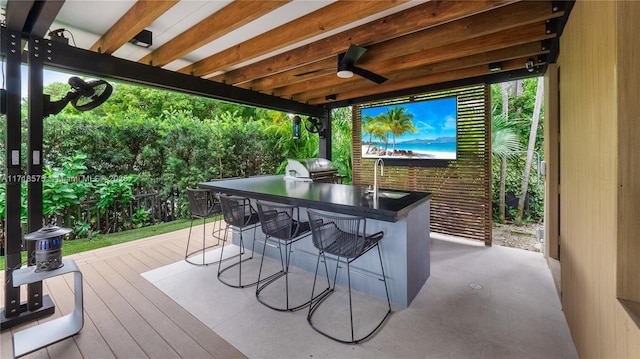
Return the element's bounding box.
[361,145,456,160]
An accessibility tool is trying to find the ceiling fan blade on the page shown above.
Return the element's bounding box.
[294,67,334,77]
[341,44,367,65]
[350,66,387,84]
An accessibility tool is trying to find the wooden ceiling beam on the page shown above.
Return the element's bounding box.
[239,16,549,94]
[214,0,519,85]
[178,0,410,77]
[306,57,538,105]
[138,1,290,67]
[238,58,336,92]
[278,22,553,99]
[90,0,179,54]
[341,4,561,68]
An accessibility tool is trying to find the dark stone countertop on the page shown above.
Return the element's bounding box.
[199,175,431,222]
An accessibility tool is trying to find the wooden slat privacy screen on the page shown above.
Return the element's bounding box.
[352,84,491,244]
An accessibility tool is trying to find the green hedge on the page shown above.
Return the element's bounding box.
[1,82,353,241]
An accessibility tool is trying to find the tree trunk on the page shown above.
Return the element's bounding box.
[499,82,510,224]
[516,78,544,223]
[515,80,523,117]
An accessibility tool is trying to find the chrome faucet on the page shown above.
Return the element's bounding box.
[373,158,384,200]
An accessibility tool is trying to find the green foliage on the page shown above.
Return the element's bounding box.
[211,110,275,178]
[331,107,353,184]
[131,208,151,228]
[42,153,93,218]
[40,153,140,233]
[43,112,164,177]
[95,175,135,211]
[491,152,543,219]
[491,105,522,159]
[74,220,91,238]
[0,182,28,224]
[491,78,545,155]
[3,81,353,242]
[264,111,319,174]
[491,78,545,222]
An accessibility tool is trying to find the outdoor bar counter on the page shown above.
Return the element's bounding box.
[200,175,431,307]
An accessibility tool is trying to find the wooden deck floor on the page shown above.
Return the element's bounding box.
[0,223,245,359]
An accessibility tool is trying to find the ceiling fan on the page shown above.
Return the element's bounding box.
[295,44,387,84]
[46,76,113,115]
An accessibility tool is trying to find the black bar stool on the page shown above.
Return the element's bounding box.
[255,200,329,311]
[185,188,223,266]
[306,209,392,344]
[217,194,261,288]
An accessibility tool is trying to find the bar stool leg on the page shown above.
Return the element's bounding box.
[185,217,195,260]
[217,224,230,275]
[218,223,261,288]
[308,251,335,313]
[347,260,355,342]
[201,216,206,265]
[255,236,289,307]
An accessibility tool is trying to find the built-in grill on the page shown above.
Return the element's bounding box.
[284,158,343,183]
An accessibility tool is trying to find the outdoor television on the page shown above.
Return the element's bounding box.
[360,96,458,164]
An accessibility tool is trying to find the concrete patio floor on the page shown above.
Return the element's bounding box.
[143,232,578,359]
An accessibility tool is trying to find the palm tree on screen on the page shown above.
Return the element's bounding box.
[363,114,390,153]
[383,106,417,152]
[362,114,377,154]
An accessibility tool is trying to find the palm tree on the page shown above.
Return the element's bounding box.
[491,111,521,159]
[362,114,390,154]
[383,106,418,152]
[370,115,389,152]
[361,114,377,154]
[515,78,543,224]
[491,104,522,223]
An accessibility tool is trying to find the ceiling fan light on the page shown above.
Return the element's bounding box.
[337,70,353,79]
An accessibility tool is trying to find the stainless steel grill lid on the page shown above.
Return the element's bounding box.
[285,158,342,183]
[296,158,337,173]
[286,158,337,177]
[24,225,72,272]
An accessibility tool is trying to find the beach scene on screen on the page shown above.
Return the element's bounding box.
[361,97,457,160]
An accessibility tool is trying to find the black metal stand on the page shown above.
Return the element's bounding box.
[0,296,55,331]
[1,29,54,331]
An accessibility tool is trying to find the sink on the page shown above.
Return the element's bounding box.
[378,190,410,199]
[367,190,410,199]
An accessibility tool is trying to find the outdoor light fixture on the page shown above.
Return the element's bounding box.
[488,62,502,72]
[335,44,387,84]
[525,58,535,72]
[292,115,301,139]
[325,94,337,101]
[337,69,354,79]
[129,29,152,48]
